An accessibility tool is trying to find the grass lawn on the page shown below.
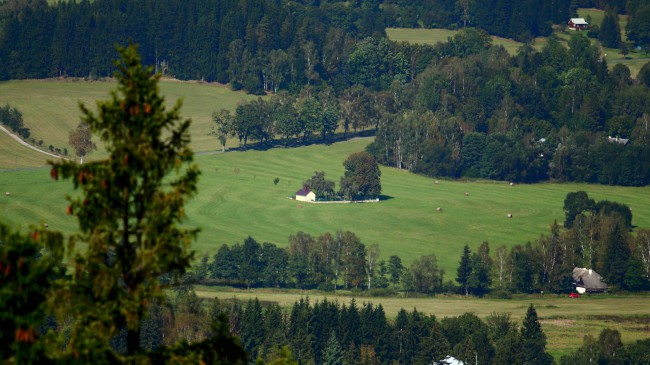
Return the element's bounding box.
[195,286,650,360]
[0,79,261,168]
[0,131,54,169]
[2,138,650,276]
[386,28,526,55]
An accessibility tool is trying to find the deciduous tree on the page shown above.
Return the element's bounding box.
[68,121,96,164]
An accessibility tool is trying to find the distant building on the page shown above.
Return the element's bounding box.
[295,186,316,202]
[433,356,464,365]
[607,136,630,145]
[573,267,608,293]
[568,18,589,30]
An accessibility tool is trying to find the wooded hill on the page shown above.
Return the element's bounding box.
[2,0,650,187]
[1,0,571,83]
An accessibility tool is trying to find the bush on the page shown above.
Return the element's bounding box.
[486,289,513,299]
[367,287,398,297]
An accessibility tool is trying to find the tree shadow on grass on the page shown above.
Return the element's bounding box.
[378,195,393,201]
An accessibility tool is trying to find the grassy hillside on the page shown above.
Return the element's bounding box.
[386,27,526,55]
[0,131,54,169]
[2,138,650,275]
[0,79,261,168]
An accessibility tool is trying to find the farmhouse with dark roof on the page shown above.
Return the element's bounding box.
[295,186,316,202]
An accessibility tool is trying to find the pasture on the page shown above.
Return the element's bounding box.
[0,79,261,168]
[386,28,527,55]
[194,286,650,360]
[2,138,650,276]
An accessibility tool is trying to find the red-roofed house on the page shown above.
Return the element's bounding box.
[295,186,316,202]
[568,18,589,30]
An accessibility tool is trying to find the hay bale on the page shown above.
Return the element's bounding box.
[507,213,513,218]
[436,207,442,212]
[434,180,439,184]
[4,192,10,196]
[509,182,514,186]
[464,192,469,196]
[44,223,49,228]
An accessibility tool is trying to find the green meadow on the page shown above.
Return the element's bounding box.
[0,79,261,168]
[386,27,526,55]
[2,138,650,275]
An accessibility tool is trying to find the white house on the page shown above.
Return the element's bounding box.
[295,186,316,202]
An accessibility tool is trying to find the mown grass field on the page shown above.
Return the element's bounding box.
[0,79,261,168]
[386,27,526,55]
[0,131,55,169]
[194,286,650,360]
[2,138,650,276]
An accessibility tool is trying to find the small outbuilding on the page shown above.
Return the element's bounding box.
[434,356,464,365]
[607,136,629,145]
[295,186,316,202]
[568,18,589,30]
[573,267,608,293]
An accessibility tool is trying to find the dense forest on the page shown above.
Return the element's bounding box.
[0,0,575,81]
[2,0,650,185]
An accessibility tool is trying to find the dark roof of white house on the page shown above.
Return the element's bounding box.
[295,187,312,196]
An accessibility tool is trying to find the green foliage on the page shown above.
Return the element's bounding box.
[0,223,64,363]
[405,254,444,295]
[304,171,336,199]
[563,191,596,228]
[599,12,622,48]
[338,151,381,200]
[0,104,30,139]
[49,44,200,356]
[68,121,96,163]
[521,304,553,365]
[627,5,650,47]
[456,245,472,295]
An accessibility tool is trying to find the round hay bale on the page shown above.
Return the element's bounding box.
[436,207,442,212]
[509,182,514,186]
[5,192,10,196]
[44,223,49,228]
[434,180,439,184]
[464,192,469,196]
[507,213,513,218]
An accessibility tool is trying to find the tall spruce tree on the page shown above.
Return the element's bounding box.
[600,12,622,48]
[521,304,553,365]
[49,44,200,359]
[457,245,472,296]
[323,332,344,365]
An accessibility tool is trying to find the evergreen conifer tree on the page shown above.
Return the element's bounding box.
[457,245,472,296]
[323,332,344,365]
[521,304,553,365]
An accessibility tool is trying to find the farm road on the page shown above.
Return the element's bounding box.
[0,124,68,160]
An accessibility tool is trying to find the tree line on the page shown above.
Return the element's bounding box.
[0,104,29,138]
[200,191,650,295]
